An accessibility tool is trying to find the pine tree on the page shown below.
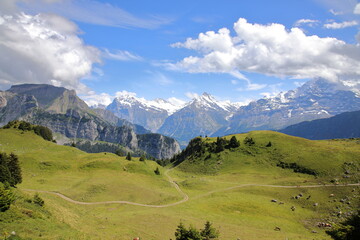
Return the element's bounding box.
[8,153,22,186]
[244,136,255,146]
[0,182,15,212]
[175,222,188,240]
[201,221,219,239]
[115,149,123,157]
[228,136,240,148]
[0,164,11,184]
[139,155,146,161]
[126,152,132,161]
[215,137,225,153]
[0,152,22,186]
[187,225,202,240]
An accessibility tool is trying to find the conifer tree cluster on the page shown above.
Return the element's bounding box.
[3,120,54,142]
[0,152,21,212]
[174,221,219,240]
[126,152,132,161]
[0,152,22,186]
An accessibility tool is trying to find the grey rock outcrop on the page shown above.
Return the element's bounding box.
[0,84,180,159]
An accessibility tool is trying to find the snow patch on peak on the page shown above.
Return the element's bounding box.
[188,92,239,112]
[115,90,137,99]
[112,92,184,115]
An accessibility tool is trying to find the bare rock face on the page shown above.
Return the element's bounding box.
[215,78,360,136]
[138,134,181,160]
[0,92,38,126]
[0,84,180,159]
[0,93,7,108]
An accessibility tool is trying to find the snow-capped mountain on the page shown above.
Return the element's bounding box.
[157,92,239,146]
[106,92,183,132]
[185,92,239,112]
[105,78,360,146]
[215,78,360,136]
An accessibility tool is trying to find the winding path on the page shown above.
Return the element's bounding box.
[23,169,189,208]
[22,170,360,208]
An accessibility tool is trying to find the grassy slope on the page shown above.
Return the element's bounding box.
[0,129,359,239]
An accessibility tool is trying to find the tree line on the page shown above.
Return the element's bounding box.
[0,152,22,212]
[3,120,54,142]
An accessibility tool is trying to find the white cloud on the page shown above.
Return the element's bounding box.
[103,49,143,62]
[330,9,343,15]
[230,71,267,91]
[115,90,137,98]
[167,97,186,107]
[294,19,320,27]
[171,18,360,83]
[0,12,100,92]
[293,81,306,87]
[231,80,238,85]
[324,20,358,29]
[149,71,174,86]
[185,92,199,99]
[259,83,284,98]
[354,3,360,14]
[20,0,172,29]
[237,83,267,92]
[81,92,113,107]
[246,83,267,91]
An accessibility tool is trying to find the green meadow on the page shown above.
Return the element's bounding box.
[1,128,359,239]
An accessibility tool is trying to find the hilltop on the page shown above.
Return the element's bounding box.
[0,128,359,239]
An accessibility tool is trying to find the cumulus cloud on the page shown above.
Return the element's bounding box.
[294,19,320,27]
[324,20,358,29]
[81,92,113,107]
[354,3,360,14]
[171,18,360,83]
[115,90,137,98]
[0,12,100,92]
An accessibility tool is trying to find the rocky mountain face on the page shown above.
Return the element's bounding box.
[0,84,180,159]
[106,92,181,132]
[92,108,150,135]
[137,134,181,160]
[280,110,360,140]
[100,78,360,145]
[216,78,360,136]
[157,93,236,146]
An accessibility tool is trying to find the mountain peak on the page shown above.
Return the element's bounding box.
[201,92,211,97]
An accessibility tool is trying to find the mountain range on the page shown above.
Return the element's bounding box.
[103,78,360,145]
[280,110,360,140]
[0,84,180,159]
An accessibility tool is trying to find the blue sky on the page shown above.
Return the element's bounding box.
[0,0,360,106]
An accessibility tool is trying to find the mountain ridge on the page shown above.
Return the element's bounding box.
[0,84,180,159]
[279,110,360,140]
[104,78,360,144]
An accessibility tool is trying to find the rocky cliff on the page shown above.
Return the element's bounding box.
[0,84,180,159]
